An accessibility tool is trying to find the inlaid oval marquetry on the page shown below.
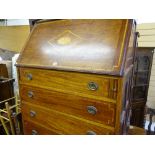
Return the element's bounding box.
[57,37,71,45]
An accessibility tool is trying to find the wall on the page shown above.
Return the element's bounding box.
[137,23,155,109]
[0,19,29,26]
[137,23,155,47]
[0,25,30,52]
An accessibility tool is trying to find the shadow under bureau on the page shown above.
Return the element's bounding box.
[16,19,138,135]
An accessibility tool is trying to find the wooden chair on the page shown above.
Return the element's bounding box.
[0,95,21,135]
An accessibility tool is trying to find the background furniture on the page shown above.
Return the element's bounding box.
[0,64,18,134]
[0,64,8,78]
[0,64,15,108]
[16,19,137,135]
[0,95,22,135]
[130,47,154,127]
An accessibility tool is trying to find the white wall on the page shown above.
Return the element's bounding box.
[0,19,29,26]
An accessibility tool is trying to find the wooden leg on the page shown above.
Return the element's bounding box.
[0,113,9,135]
[15,95,20,133]
[5,102,15,135]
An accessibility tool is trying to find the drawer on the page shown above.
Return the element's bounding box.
[19,67,118,100]
[20,85,116,127]
[22,102,114,135]
[23,120,58,135]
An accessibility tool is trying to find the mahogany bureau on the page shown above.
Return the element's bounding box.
[16,19,138,135]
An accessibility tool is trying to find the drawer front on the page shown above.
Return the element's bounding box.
[23,120,58,135]
[19,68,118,100]
[22,102,114,135]
[20,85,116,127]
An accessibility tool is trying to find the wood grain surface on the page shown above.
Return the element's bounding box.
[16,19,132,75]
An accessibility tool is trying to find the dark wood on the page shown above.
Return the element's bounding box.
[0,64,9,78]
[131,47,154,127]
[0,65,14,109]
[29,19,42,31]
[130,101,145,127]
[0,78,15,108]
[16,19,137,135]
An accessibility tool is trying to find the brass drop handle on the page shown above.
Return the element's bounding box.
[28,91,34,98]
[88,82,98,91]
[31,130,38,135]
[27,73,33,80]
[30,110,36,117]
[87,106,97,115]
[86,130,96,135]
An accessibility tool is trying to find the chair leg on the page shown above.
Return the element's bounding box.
[5,102,15,135]
[15,95,20,133]
[0,113,9,135]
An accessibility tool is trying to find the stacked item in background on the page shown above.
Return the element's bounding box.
[0,49,19,96]
[0,50,21,135]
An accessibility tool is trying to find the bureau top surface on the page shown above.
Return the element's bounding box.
[16,19,134,75]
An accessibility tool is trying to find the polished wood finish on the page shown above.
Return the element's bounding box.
[23,120,58,135]
[16,19,137,135]
[131,47,154,127]
[20,84,116,127]
[17,19,131,75]
[19,68,118,101]
[22,102,114,135]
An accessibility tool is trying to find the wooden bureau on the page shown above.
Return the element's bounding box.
[16,19,138,135]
